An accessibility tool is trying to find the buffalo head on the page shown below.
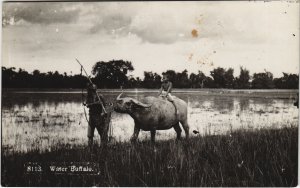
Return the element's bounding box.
[114,93,152,113]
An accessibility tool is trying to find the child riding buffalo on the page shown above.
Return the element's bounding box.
[158,73,179,116]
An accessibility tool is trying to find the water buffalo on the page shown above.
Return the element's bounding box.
[114,93,189,142]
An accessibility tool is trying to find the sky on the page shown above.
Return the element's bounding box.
[1,1,299,78]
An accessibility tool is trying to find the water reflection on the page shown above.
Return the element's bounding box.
[1,91,298,153]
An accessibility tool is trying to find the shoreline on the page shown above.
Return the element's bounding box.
[2,88,298,99]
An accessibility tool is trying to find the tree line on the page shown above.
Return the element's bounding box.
[2,60,299,89]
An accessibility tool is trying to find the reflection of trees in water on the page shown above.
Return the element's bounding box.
[186,95,235,112]
[281,98,295,106]
[249,98,277,112]
[238,98,250,111]
[4,91,296,115]
[3,92,82,109]
[2,92,119,109]
[189,100,207,109]
[187,97,210,108]
[211,97,234,112]
[240,98,293,113]
[243,98,294,113]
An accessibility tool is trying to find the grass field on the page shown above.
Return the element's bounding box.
[1,127,298,187]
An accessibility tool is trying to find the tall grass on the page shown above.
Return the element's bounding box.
[1,127,298,187]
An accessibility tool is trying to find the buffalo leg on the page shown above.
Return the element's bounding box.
[180,120,190,139]
[151,130,156,143]
[130,125,140,143]
[173,123,182,140]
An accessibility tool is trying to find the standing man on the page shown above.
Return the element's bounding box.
[84,82,111,149]
[158,73,179,116]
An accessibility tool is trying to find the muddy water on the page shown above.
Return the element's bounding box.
[1,90,298,153]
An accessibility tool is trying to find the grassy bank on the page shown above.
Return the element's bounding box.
[1,127,298,187]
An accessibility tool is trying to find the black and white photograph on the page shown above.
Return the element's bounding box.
[1,1,299,186]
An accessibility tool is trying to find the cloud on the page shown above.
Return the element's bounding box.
[3,1,298,46]
[3,2,80,26]
[90,14,132,34]
[129,12,187,44]
[128,3,200,44]
[2,2,206,44]
[82,3,137,36]
[79,2,202,44]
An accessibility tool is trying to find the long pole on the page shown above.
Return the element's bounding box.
[76,58,107,114]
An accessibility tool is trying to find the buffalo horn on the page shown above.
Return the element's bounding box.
[116,93,123,101]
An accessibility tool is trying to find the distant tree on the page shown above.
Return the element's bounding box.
[15,68,31,87]
[189,73,198,88]
[92,60,134,88]
[235,67,250,89]
[142,72,153,88]
[31,69,42,88]
[273,77,283,89]
[136,77,142,88]
[190,71,206,88]
[2,66,87,88]
[210,67,225,88]
[73,74,88,89]
[203,76,215,88]
[162,70,177,83]
[32,70,40,76]
[210,67,235,88]
[162,70,190,88]
[210,67,226,88]
[176,69,190,88]
[125,76,143,88]
[142,71,161,88]
[53,71,64,88]
[2,65,298,89]
[252,70,274,89]
[2,67,17,88]
[154,73,162,88]
[126,76,138,88]
[224,68,234,88]
[274,73,299,89]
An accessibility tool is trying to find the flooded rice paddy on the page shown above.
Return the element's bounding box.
[1,89,298,153]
